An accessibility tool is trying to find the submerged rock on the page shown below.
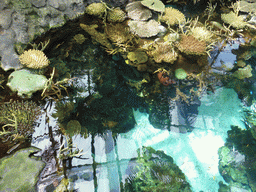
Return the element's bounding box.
[0,147,45,192]
[7,69,48,98]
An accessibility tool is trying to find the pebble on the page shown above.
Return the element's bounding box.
[30,0,46,8]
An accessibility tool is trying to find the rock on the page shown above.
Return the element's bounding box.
[0,147,45,192]
[0,9,13,29]
[30,0,46,8]
[11,12,29,44]
[7,69,48,98]
[0,28,16,55]
[1,48,21,71]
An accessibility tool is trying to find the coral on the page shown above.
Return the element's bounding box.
[19,49,49,69]
[105,23,131,44]
[154,69,175,86]
[84,3,106,18]
[128,19,160,38]
[221,11,246,29]
[190,27,213,43]
[7,69,48,98]
[177,35,207,55]
[160,7,185,26]
[141,0,165,12]
[107,7,126,23]
[233,65,252,79]
[175,68,187,79]
[0,100,41,138]
[125,1,152,21]
[73,34,86,44]
[148,42,178,63]
[80,23,112,50]
[127,51,148,64]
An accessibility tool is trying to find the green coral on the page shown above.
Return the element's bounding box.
[175,68,187,79]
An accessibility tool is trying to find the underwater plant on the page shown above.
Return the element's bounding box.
[0,100,42,139]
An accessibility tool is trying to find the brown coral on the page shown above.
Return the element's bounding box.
[105,23,131,44]
[19,49,49,69]
[80,23,112,50]
[148,42,178,63]
[177,35,207,55]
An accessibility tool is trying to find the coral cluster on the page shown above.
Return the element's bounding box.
[160,7,185,26]
[0,100,42,137]
[80,23,112,50]
[148,42,178,63]
[125,1,152,21]
[221,11,246,29]
[105,23,131,44]
[84,3,106,18]
[177,35,207,55]
[19,49,49,69]
[128,19,160,38]
[107,7,126,23]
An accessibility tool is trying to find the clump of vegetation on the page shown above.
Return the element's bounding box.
[0,100,42,139]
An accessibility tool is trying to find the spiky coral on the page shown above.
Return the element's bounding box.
[19,49,49,69]
[160,7,185,26]
[0,100,41,137]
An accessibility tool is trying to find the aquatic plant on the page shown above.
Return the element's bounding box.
[175,68,187,80]
[19,49,49,69]
[84,3,106,19]
[107,7,126,23]
[125,1,152,21]
[160,7,185,26]
[0,100,41,138]
[128,19,160,38]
